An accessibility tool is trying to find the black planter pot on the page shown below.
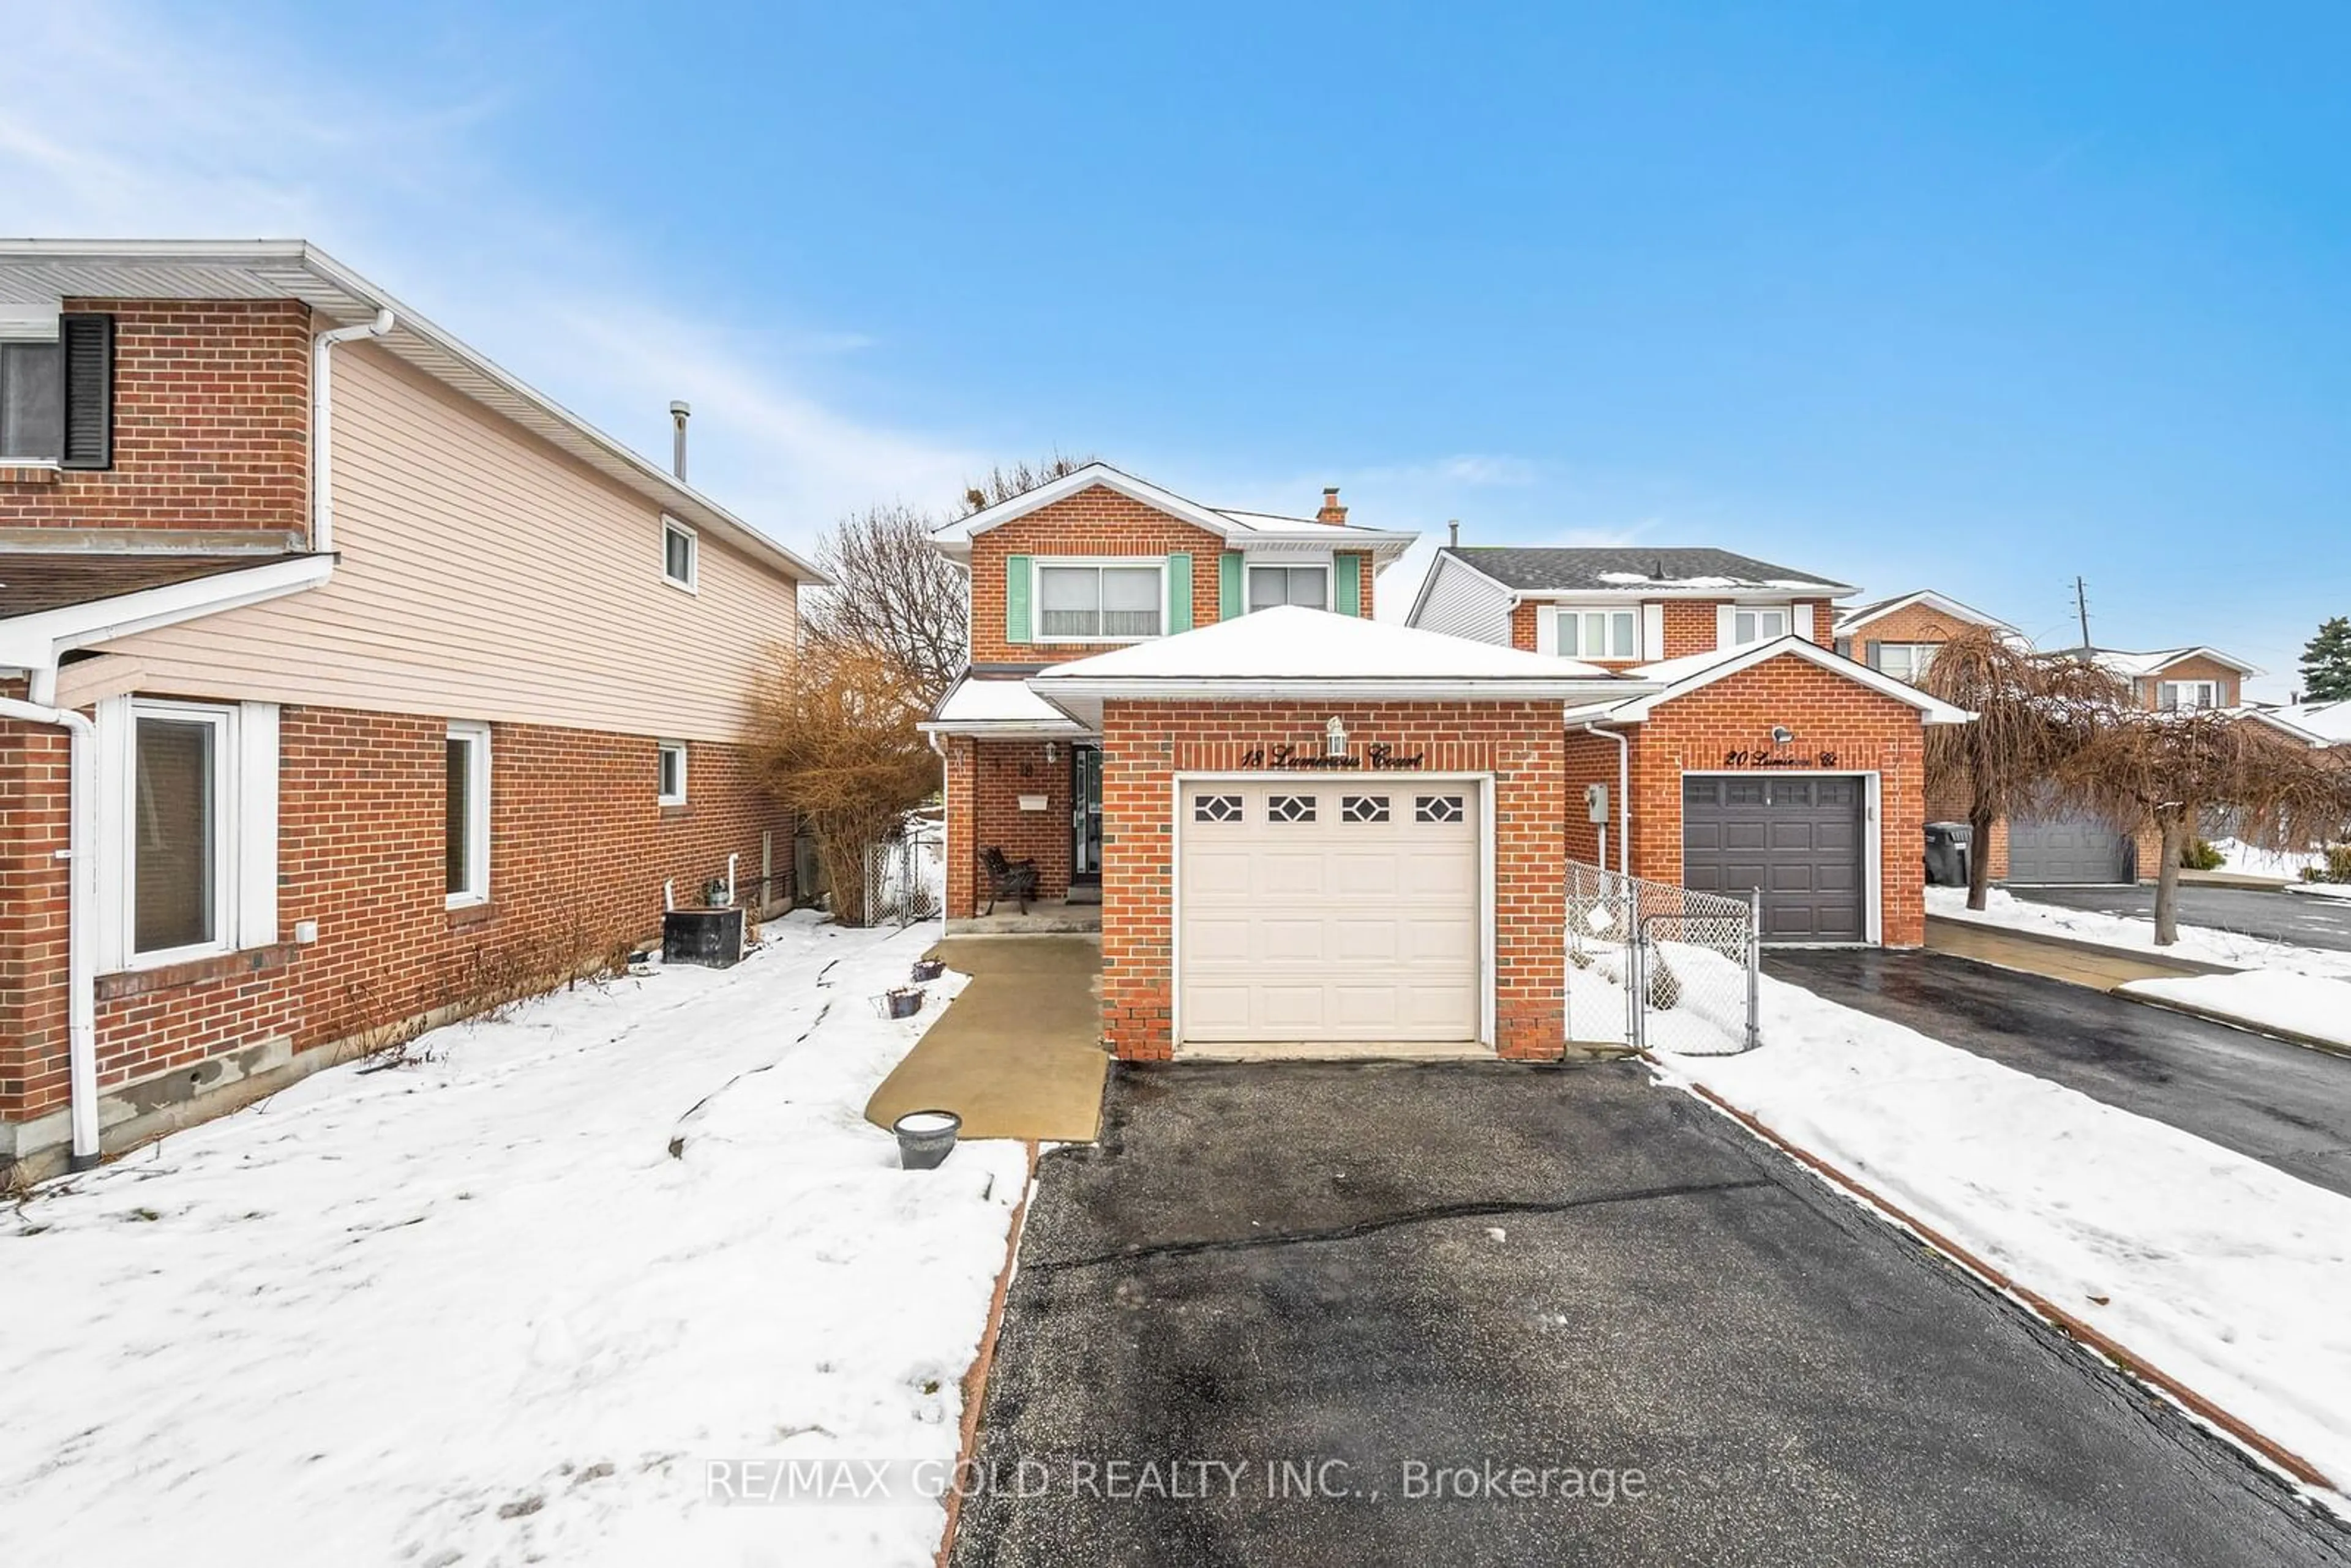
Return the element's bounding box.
[884,986,923,1019]
[893,1109,962,1170]
[911,958,946,983]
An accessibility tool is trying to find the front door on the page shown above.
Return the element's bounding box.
[1071,745,1103,883]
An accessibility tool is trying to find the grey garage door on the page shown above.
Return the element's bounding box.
[2006,811,2135,885]
[1683,775,1867,943]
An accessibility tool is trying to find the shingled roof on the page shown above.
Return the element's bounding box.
[1446,546,1853,595]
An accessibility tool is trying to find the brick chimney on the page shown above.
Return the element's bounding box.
[1316,486,1348,527]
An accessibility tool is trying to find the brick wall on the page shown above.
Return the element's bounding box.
[1098,699,1566,1062]
[1,700,789,1140]
[941,735,1075,917]
[1346,551,1376,619]
[1562,729,1621,868]
[1843,601,1991,658]
[1619,653,1931,946]
[966,487,1227,665]
[0,299,311,534]
[2136,656,2242,710]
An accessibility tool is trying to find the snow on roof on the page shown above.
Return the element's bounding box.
[1569,635,1974,726]
[2264,700,2351,744]
[922,675,1088,733]
[2083,645,2265,679]
[1449,546,1853,595]
[1030,605,1625,689]
[928,463,1415,561]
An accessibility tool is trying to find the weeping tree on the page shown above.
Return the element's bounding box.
[2062,710,2351,945]
[752,643,939,926]
[1920,626,2129,910]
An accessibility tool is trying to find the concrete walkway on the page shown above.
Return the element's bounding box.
[1923,914,2224,990]
[864,936,1109,1142]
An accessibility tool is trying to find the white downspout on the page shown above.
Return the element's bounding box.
[1581,722,1630,877]
[310,308,394,552]
[4,672,100,1169]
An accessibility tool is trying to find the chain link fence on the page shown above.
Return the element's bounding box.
[861,820,945,929]
[1564,861,1760,1056]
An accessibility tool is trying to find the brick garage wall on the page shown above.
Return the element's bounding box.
[1622,654,1931,947]
[1923,782,2011,880]
[1,702,789,1138]
[1098,700,1566,1062]
[1562,729,1621,868]
[0,692,71,1120]
[940,735,1074,918]
[966,487,1226,665]
[0,299,311,533]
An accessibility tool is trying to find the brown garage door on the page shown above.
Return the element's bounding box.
[1682,774,1867,943]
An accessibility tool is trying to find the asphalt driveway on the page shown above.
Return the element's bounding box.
[1768,948,2351,1199]
[951,1062,2349,1567]
[2012,882,2351,952]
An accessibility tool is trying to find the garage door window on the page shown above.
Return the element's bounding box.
[1194,793,1243,822]
[1341,794,1390,823]
[1269,793,1316,823]
[1415,794,1465,823]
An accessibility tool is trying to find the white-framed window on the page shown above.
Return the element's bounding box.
[1036,559,1164,641]
[1247,563,1329,613]
[0,337,64,460]
[661,516,699,591]
[445,722,492,908]
[1556,607,1638,660]
[1877,643,1939,683]
[96,696,279,971]
[127,702,234,964]
[1731,607,1790,646]
[2159,680,2221,711]
[657,740,688,806]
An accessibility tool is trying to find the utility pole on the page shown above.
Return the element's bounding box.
[2073,576,2092,651]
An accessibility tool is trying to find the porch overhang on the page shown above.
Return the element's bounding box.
[920,670,1092,739]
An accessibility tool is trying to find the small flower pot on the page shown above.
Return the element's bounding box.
[893,1109,962,1170]
[910,957,946,983]
[883,986,924,1019]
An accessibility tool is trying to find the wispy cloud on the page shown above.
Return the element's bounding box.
[0,1,975,547]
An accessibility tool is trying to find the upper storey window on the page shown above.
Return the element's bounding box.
[1731,606,1788,645]
[1247,563,1328,613]
[0,313,112,467]
[1038,561,1164,640]
[1556,607,1637,659]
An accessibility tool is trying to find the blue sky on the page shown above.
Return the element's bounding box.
[4,2,2346,694]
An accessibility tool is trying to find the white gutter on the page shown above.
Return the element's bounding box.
[1579,722,1632,877]
[310,308,394,552]
[2,675,99,1169]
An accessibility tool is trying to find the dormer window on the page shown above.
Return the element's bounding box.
[1038,561,1164,640]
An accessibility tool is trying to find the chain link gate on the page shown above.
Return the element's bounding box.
[861,822,944,929]
[1564,861,1761,1055]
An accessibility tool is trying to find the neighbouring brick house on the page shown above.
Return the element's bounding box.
[926,468,1968,1065]
[0,241,818,1180]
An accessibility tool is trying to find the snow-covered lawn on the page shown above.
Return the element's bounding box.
[0,914,1027,1567]
[2121,971,2351,1052]
[1927,885,2351,981]
[2208,836,2323,882]
[1654,973,2351,1504]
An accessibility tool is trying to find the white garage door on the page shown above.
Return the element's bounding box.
[1179,780,1482,1045]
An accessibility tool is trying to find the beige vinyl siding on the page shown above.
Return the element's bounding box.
[59,346,798,743]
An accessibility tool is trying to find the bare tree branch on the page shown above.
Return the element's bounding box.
[804,504,969,703]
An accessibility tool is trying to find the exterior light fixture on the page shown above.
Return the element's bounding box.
[1043,740,1059,765]
[1325,716,1348,758]
[1770,725,1795,747]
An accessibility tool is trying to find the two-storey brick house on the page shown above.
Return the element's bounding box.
[0,240,818,1180]
[928,470,1969,1065]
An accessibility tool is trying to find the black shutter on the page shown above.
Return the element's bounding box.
[60,313,113,470]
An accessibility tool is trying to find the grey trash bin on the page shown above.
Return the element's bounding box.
[1924,822,1972,887]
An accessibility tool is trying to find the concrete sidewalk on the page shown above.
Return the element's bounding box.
[1923,915,2227,990]
[864,936,1109,1143]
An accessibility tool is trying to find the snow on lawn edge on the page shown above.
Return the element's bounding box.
[1654,971,2351,1504]
[1927,886,2351,981]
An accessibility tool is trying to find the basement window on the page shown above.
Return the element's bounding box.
[658,741,688,806]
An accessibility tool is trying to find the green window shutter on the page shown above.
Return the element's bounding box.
[1218,551,1244,620]
[1005,555,1032,645]
[1333,553,1362,617]
[1166,552,1193,634]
